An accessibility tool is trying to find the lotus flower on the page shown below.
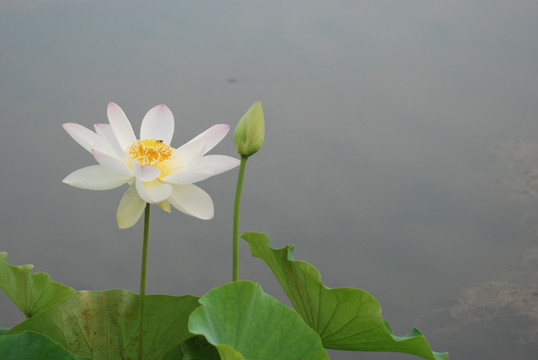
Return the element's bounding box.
[63,102,240,228]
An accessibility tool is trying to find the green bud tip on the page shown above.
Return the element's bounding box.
[234,100,265,156]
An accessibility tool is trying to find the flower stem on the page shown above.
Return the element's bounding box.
[233,155,248,282]
[139,203,150,360]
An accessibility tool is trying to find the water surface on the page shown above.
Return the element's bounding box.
[1,1,538,358]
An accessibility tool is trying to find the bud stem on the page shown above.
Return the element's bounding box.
[233,155,249,281]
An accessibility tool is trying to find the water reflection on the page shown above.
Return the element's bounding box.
[453,270,538,345]
[452,143,538,347]
[413,142,538,358]
[420,265,538,350]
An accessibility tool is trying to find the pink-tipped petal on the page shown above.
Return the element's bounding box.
[63,165,129,190]
[135,179,172,204]
[63,123,103,153]
[169,184,214,219]
[92,149,133,177]
[181,124,230,155]
[140,104,174,144]
[107,102,137,151]
[117,184,146,229]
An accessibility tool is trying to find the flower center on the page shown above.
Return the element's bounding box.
[127,139,174,166]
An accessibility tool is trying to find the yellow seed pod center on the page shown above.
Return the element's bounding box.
[128,139,174,166]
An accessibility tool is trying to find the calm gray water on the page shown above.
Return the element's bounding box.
[1,1,538,359]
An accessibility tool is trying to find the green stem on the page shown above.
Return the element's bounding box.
[233,155,248,282]
[139,203,150,360]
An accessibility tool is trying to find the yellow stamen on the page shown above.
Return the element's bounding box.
[128,139,174,166]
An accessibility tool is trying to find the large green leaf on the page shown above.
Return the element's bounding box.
[243,232,448,360]
[189,280,330,360]
[215,344,246,360]
[162,335,221,360]
[0,331,89,360]
[8,289,199,360]
[0,252,75,317]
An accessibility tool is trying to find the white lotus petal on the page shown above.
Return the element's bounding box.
[86,126,117,157]
[174,140,206,166]
[163,155,239,185]
[133,162,161,182]
[181,124,230,155]
[157,200,171,213]
[169,184,214,219]
[135,179,172,204]
[140,104,174,144]
[94,123,126,157]
[117,184,146,229]
[92,149,133,177]
[107,102,137,151]
[190,155,240,176]
[162,170,215,185]
[63,165,129,190]
[63,123,104,153]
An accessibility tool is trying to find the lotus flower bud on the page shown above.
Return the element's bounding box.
[234,100,265,156]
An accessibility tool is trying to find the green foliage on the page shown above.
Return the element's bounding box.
[7,290,200,360]
[162,335,221,360]
[189,280,330,360]
[243,232,448,360]
[215,344,247,360]
[0,331,89,360]
[0,252,76,318]
[0,240,448,359]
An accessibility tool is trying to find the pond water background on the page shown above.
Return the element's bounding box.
[1,1,538,359]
